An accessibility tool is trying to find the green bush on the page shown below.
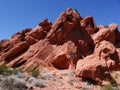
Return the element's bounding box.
[31,68,39,77]
[0,64,8,75]
[0,77,15,90]
[26,66,40,77]
[102,85,112,90]
[0,64,22,76]
[7,68,21,75]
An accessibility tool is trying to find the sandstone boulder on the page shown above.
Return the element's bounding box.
[80,16,97,34]
[92,24,118,45]
[75,40,120,84]
[46,41,78,70]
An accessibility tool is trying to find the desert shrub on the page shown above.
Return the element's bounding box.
[26,66,40,77]
[0,64,8,75]
[105,77,118,87]
[14,68,22,75]
[0,76,27,90]
[112,71,120,79]
[69,80,74,86]
[102,84,112,90]
[7,68,22,75]
[0,77,15,90]
[0,64,22,76]
[31,68,39,77]
[115,73,120,79]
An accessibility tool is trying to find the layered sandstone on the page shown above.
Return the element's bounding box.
[0,8,120,84]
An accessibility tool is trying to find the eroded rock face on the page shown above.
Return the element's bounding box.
[76,41,120,84]
[47,8,94,57]
[92,24,118,45]
[1,8,94,70]
[0,8,120,84]
[80,16,97,34]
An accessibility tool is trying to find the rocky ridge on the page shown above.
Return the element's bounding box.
[0,8,120,86]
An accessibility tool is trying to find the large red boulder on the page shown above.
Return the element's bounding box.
[75,40,120,84]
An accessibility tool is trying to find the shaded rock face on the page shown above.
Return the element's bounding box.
[0,8,120,84]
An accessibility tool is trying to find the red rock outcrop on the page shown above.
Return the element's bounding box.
[80,16,97,34]
[0,8,120,84]
[76,40,119,84]
[92,23,118,45]
[47,8,94,57]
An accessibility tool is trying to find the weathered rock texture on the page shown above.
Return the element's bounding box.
[0,8,120,84]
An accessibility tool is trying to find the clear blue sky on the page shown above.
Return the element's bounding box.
[0,0,120,40]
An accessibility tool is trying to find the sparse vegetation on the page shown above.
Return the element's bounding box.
[26,66,40,77]
[0,63,120,90]
[0,77,28,90]
[104,77,118,87]
[0,77,15,90]
[0,64,22,76]
[0,64,8,75]
[102,84,113,90]
[101,76,120,90]
[112,71,120,79]
[7,68,22,75]
[69,80,74,86]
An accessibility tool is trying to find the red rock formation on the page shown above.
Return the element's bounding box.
[47,8,94,57]
[0,8,120,84]
[92,24,118,45]
[76,41,119,84]
[80,16,97,34]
